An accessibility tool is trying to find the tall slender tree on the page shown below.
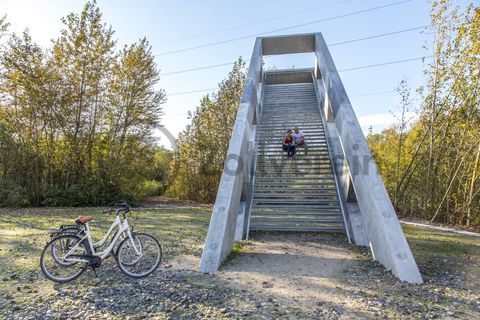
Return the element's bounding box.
[51,0,116,189]
[167,58,246,202]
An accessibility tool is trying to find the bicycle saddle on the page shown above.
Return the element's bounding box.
[75,216,93,224]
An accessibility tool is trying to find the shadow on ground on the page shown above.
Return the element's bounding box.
[0,208,479,319]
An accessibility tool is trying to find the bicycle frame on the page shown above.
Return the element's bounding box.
[90,214,123,248]
[54,213,123,248]
[63,216,141,263]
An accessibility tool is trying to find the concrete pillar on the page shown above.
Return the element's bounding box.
[199,38,262,272]
[314,33,423,283]
[234,202,246,241]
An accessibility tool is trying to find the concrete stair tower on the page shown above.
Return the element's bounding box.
[199,33,423,284]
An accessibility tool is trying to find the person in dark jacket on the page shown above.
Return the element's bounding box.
[282,129,296,159]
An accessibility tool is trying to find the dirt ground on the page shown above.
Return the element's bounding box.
[171,229,480,320]
[1,207,479,319]
[219,233,358,313]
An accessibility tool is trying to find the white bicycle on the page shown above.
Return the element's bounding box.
[49,204,127,258]
[40,202,162,282]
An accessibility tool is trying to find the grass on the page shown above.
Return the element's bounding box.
[402,224,480,276]
[231,240,254,254]
[0,207,211,301]
[0,207,479,319]
[403,224,479,258]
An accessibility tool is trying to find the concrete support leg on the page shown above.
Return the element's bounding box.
[234,202,246,241]
[315,33,423,283]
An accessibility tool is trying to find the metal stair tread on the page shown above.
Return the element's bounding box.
[252,204,341,209]
[251,210,342,215]
[250,218,343,223]
[249,225,345,231]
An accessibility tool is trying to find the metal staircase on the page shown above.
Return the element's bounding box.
[249,82,347,232]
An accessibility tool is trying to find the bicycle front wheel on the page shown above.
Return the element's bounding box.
[116,233,162,278]
[40,234,87,282]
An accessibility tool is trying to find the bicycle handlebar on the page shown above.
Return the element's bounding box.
[112,200,129,208]
[103,200,130,216]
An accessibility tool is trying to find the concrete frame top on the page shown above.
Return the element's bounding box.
[261,33,317,56]
[264,69,314,85]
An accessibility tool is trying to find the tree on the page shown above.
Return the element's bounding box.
[50,0,116,189]
[0,1,167,206]
[103,37,166,199]
[369,1,480,227]
[393,78,412,205]
[167,58,246,202]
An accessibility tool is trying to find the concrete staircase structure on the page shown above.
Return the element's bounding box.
[250,83,347,233]
[199,33,423,284]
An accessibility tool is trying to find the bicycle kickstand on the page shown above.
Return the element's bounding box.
[91,267,98,277]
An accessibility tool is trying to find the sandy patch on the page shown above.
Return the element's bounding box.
[218,233,356,310]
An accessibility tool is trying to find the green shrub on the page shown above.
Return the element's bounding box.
[43,185,84,207]
[81,176,119,206]
[43,176,121,207]
[0,179,29,207]
[136,179,163,199]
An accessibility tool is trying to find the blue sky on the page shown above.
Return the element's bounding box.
[1,0,472,148]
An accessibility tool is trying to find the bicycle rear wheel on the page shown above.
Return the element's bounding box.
[40,234,87,282]
[116,233,162,278]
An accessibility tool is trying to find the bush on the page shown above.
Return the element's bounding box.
[43,176,121,207]
[0,179,29,207]
[136,179,164,199]
[43,185,85,207]
[81,176,119,206]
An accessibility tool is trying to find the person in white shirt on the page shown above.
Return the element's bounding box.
[292,127,307,154]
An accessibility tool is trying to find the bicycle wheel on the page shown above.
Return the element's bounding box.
[40,234,87,282]
[116,233,162,278]
[113,233,141,261]
[51,236,78,266]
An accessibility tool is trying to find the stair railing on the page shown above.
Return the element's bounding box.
[245,126,260,240]
[312,71,352,243]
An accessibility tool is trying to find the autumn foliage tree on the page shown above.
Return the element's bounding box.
[167,58,246,203]
[0,1,167,206]
[368,1,480,228]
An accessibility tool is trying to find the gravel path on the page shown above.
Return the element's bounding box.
[401,221,480,237]
[1,208,479,319]
[2,257,315,319]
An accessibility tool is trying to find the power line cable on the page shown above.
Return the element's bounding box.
[166,88,397,99]
[167,88,217,96]
[159,25,427,77]
[161,60,249,76]
[164,56,431,98]
[337,56,431,72]
[154,0,355,46]
[329,25,428,47]
[154,0,413,56]
[349,90,395,98]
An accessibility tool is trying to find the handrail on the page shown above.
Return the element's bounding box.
[245,128,259,240]
[311,70,352,243]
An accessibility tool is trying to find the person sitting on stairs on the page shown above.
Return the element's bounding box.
[292,127,307,154]
[282,129,296,159]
